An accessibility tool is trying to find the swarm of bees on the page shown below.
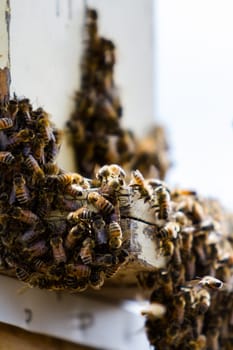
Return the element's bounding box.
[67,8,170,180]
[0,97,233,348]
[138,184,233,350]
[0,98,132,292]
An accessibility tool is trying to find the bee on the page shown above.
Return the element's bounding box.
[171,188,197,198]
[24,154,44,180]
[0,117,13,130]
[0,151,15,164]
[180,227,194,256]
[156,185,171,220]
[198,276,223,290]
[37,114,53,144]
[67,207,94,222]
[141,302,166,319]
[10,174,30,205]
[173,211,189,226]
[24,240,48,258]
[65,220,88,249]
[7,129,34,149]
[87,191,114,215]
[129,169,151,200]
[12,207,39,225]
[19,228,41,244]
[43,162,60,175]
[89,269,105,289]
[158,222,180,240]
[31,258,48,273]
[8,99,19,119]
[171,294,186,324]
[33,138,45,164]
[97,164,126,186]
[92,217,108,245]
[66,276,88,292]
[192,201,205,224]
[159,239,174,257]
[104,264,121,279]
[157,270,173,298]
[80,237,94,265]
[188,335,207,350]
[66,264,91,279]
[50,236,67,264]
[15,267,30,283]
[108,221,123,249]
[95,253,116,266]
[65,185,84,198]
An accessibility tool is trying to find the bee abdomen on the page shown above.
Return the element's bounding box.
[0,117,13,130]
[0,151,15,164]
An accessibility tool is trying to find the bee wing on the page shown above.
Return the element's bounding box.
[9,187,16,205]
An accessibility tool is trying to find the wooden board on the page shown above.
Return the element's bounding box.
[0,322,94,350]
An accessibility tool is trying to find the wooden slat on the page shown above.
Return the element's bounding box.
[0,322,95,350]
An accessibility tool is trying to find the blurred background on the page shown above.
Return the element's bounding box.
[155,0,233,210]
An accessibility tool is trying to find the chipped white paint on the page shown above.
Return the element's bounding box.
[0,0,10,69]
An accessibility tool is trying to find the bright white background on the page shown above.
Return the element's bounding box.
[155,0,233,210]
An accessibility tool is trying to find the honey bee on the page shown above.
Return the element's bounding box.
[43,162,60,175]
[171,294,186,324]
[158,222,180,240]
[15,267,30,283]
[37,115,53,145]
[24,154,44,180]
[67,207,94,222]
[33,138,45,164]
[50,236,67,264]
[92,217,107,245]
[66,263,91,279]
[80,237,94,265]
[104,264,120,279]
[171,188,197,198]
[89,268,105,289]
[10,174,29,205]
[8,99,19,119]
[64,185,84,198]
[157,269,173,298]
[31,257,48,273]
[188,335,207,350]
[155,186,171,220]
[198,276,223,290]
[12,207,39,225]
[87,191,114,215]
[53,173,87,188]
[24,240,48,258]
[95,253,116,266]
[129,169,151,200]
[159,239,174,257]
[141,302,166,319]
[108,221,123,249]
[0,151,15,164]
[97,164,126,186]
[65,222,87,249]
[7,129,34,149]
[19,228,41,244]
[192,201,205,224]
[0,117,13,130]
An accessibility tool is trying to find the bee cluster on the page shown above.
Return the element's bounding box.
[0,98,133,292]
[0,98,233,348]
[139,185,233,350]
[67,8,169,180]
